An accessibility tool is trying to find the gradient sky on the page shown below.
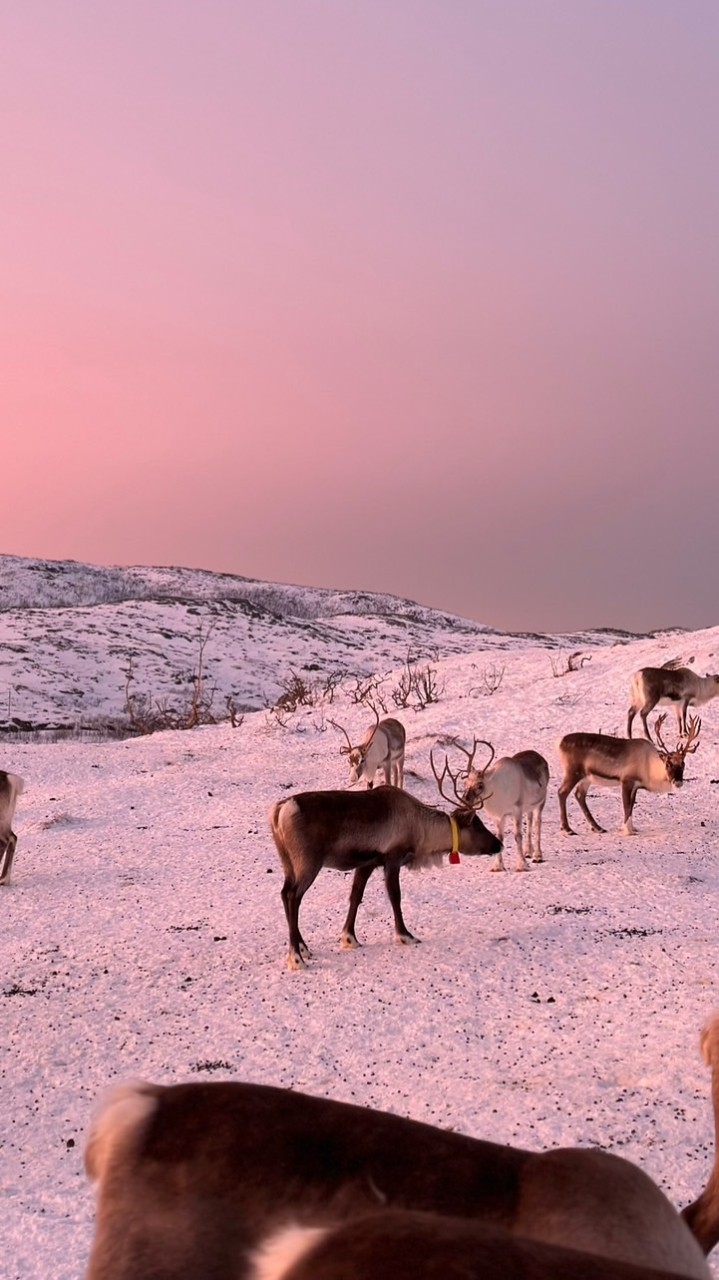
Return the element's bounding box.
[3,1,718,632]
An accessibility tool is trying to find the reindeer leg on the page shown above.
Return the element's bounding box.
[340,864,376,949]
[0,832,16,886]
[513,811,529,872]
[490,817,506,871]
[530,801,545,863]
[679,700,689,737]
[621,780,639,835]
[558,771,583,834]
[281,874,314,970]
[384,862,419,945]
[574,780,605,833]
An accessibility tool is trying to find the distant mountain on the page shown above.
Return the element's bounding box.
[0,554,652,734]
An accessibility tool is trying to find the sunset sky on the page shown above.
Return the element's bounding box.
[3,1,718,633]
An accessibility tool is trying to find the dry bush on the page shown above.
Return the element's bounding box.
[391,649,444,710]
[123,623,221,734]
[549,650,591,678]
[470,662,506,697]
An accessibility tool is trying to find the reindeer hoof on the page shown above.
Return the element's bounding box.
[514,863,529,873]
[340,932,360,950]
[396,933,421,946]
[531,855,544,864]
[286,951,307,972]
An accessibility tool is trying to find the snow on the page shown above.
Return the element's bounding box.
[1,557,718,1278]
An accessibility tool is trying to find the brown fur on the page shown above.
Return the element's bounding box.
[0,770,24,886]
[628,669,719,739]
[681,1014,719,1253]
[276,1211,699,1280]
[83,1078,711,1280]
[557,734,684,835]
[269,786,501,967]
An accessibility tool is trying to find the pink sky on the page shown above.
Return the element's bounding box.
[2,1,718,632]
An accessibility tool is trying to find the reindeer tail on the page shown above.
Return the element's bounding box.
[682,1013,719,1255]
[85,1081,158,1183]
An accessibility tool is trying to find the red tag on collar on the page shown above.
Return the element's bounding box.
[449,850,460,865]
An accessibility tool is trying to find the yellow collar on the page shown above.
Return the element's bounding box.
[449,814,460,856]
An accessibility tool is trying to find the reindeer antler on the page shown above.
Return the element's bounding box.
[680,715,702,756]
[654,713,701,758]
[327,718,356,756]
[430,737,495,810]
[430,749,473,810]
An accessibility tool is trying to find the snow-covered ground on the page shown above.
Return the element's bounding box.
[2,557,719,1278]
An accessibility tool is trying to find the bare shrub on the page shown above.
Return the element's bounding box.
[123,623,220,734]
[391,649,444,711]
[470,662,506,697]
[549,650,591,678]
[347,674,388,713]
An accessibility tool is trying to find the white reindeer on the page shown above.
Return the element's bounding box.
[450,738,550,871]
[83,1016,719,1279]
[627,667,719,739]
[558,715,699,836]
[329,713,406,788]
[0,771,25,886]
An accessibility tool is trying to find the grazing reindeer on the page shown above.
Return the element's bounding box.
[558,715,699,836]
[456,739,550,871]
[329,712,406,788]
[270,771,501,969]
[0,771,25,886]
[83,1042,716,1280]
[682,1012,719,1256]
[627,668,719,740]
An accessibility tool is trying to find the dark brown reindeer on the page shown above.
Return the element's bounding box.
[558,715,699,836]
[0,770,25,886]
[329,710,406,788]
[270,753,501,970]
[83,1014,719,1280]
[259,1214,703,1280]
[627,667,719,740]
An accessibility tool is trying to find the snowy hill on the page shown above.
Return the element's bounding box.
[0,555,655,733]
[2,556,719,1278]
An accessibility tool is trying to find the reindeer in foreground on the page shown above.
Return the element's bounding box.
[83,1015,719,1279]
[558,715,699,836]
[682,1014,719,1256]
[456,738,550,871]
[270,775,501,969]
[0,770,25,886]
[329,712,406,788]
[627,667,719,739]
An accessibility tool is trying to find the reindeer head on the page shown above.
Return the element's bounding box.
[654,714,701,787]
[329,709,380,786]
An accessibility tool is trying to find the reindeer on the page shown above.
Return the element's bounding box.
[0,771,25,886]
[329,712,406,788]
[455,738,550,871]
[627,668,719,740]
[270,764,501,969]
[682,1013,719,1256]
[83,1014,719,1280]
[557,715,699,836]
[255,1215,706,1280]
